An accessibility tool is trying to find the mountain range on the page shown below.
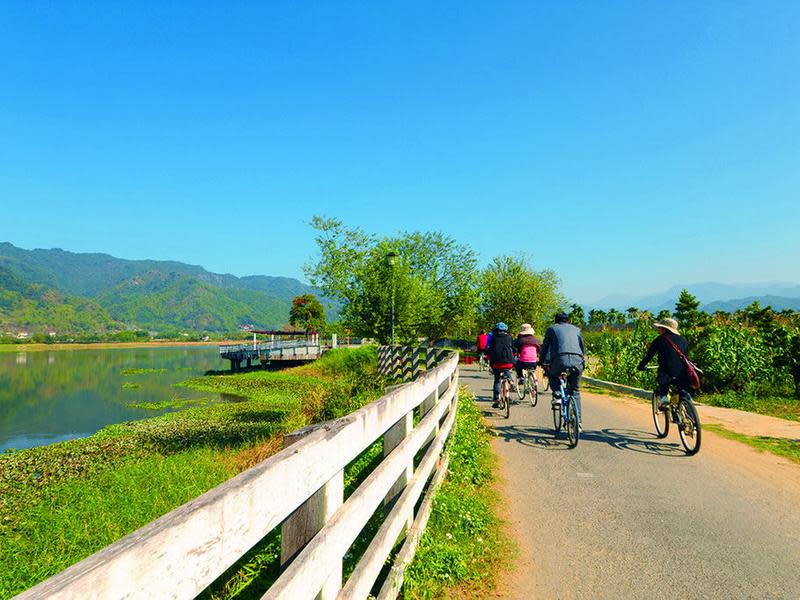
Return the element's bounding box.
[0,242,326,334]
[587,282,800,313]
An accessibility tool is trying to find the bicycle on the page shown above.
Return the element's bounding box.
[652,383,702,455]
[515,366,539,407]
[496,369,513,418]
[478,353,490,372]
[550,367,580,448]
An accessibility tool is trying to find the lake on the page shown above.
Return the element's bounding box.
[0,346,229,452]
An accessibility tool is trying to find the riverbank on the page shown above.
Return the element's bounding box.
[0,347,380,598]
[0,340,248,353]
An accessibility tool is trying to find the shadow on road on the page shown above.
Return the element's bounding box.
[492,423,687,457]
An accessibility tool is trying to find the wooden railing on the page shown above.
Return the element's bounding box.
[17,350,459,600]
[377,345,451,383]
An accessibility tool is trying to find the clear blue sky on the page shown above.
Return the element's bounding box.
[1,1,798,303]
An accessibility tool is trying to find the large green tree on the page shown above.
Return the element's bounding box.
[674,289,710,329]
[289,294,326,332]
[304,217,479,343]
[479,255,563,334]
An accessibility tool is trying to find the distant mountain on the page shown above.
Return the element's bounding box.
[702,296,800,313]
[0,242,329,334]
[588,281,800,312]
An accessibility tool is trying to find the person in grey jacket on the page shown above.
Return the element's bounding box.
[540,312,586,429]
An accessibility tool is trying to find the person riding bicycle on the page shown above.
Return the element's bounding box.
[637,317,690,408]
[486,322,515,408]
[476,330,489,358]
[513,323,541,385]
[540,312,585,429]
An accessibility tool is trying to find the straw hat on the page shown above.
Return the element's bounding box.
[519,323,535,336]
[653,317,680,335]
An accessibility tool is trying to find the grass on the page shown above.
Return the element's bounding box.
[0,347,381,598]
[700,392,800,422]
[403,389,514,599]
[704,424,800,464]
[121,367,168,375]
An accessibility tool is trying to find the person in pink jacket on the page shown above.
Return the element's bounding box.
[513,323,541,384]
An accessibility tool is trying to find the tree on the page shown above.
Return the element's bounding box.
[568,303,586,327]
[304,217,479,343]
[626,307,640,323]
[479,255,564,335]
[656,309,672,322]
[289,294,326,332]
[588,309,607,329]
[607,308,625,328]
[674,289,709,330]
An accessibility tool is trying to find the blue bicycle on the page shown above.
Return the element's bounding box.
[550,367,580,448]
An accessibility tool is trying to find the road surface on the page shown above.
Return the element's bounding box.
[461,366,800,599]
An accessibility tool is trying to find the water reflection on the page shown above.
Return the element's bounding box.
[0,346,224,452]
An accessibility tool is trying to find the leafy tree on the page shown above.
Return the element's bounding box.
[304,217,479,343]
[588,309,607,329]
[607,308,626,328]
[568,303,586,327]
[674,289,710,330]
[656,309,672,322]
[289,294,326,332]
[626,307,640,323]
[479,255,563,334]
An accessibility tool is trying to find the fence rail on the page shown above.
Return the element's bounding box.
[17,348,459,600]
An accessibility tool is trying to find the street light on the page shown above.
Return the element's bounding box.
[386,251,398,346]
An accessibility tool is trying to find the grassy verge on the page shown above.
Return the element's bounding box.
[704,424,800,465]
[403,389,513,599]
[700,392,800,422]
[0,347,380,598]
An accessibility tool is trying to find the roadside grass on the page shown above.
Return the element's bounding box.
[403,389,514,599]
[0,347,381,598]
[700,392,800,422]
[704,424,800,465]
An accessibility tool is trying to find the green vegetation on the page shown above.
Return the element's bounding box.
[0,242,334,337]
[0,347,380,598]
[404,390,512,599]
[588,294,800,419]
[121,367,167,375]
[704,425,800,465]
[289,293,326,332]
[121,381,140,389]
[479,254,564,334]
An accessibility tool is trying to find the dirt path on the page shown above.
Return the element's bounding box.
[462,366,800,599]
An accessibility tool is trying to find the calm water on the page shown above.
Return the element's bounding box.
[0,346,227,452]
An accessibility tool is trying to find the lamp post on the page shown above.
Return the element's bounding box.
[386,251,398,346]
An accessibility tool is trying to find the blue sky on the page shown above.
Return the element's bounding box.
[1,1,798,303]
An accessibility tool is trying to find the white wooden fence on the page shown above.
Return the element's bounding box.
[16,350,460,600]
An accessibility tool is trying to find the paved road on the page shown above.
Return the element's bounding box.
[461,366,800,600]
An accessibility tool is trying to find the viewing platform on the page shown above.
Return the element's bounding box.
[218,329,326,370]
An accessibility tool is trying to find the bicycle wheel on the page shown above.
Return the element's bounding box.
[652,392,669,438]
[529,378,538,407]
[516,374,526,401]
[566,397,579,448]
[502,381,511,419]
[552,401,562,432]
[677,396,701,455]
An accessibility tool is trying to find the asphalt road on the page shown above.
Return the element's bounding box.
[461,366,800,600]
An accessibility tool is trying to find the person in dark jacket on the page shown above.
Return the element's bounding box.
[487,322,515,407]
[637,317,690,407]
[540,312,585,428]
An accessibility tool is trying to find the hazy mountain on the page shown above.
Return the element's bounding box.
[0,242,330,334]
[589,282,800,312]
[703,296,800,313]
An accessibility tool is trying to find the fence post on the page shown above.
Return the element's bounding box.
[281,430,344,600]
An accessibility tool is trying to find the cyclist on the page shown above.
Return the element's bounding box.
[540,312,585,429]
[486,322,515,408]
[513,323,541,385]
[476,329,489,358]
[637,317,690,408]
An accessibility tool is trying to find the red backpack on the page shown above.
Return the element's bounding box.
[664,336,702,390]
